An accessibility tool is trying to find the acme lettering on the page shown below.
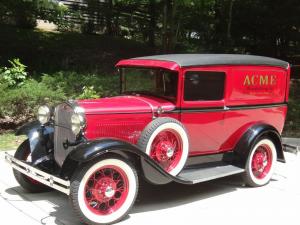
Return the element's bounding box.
[243,75,277,86]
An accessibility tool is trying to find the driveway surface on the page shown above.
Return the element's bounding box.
[0,139,299,225]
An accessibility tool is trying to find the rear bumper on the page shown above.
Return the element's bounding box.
[4,152,70,195]
[283,144,299,155]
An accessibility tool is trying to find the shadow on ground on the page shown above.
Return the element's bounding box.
[4,174,245,224]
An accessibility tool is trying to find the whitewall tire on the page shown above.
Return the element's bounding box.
[70,157,138,225]
[244,138,277,187]
[137,117,189,176]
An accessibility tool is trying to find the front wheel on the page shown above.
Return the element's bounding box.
[244,138,277,187]
[70,157,138,225]
[13,140,50,193]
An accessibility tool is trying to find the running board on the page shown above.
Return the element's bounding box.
[177,162,245,184]
[4,152,70,195]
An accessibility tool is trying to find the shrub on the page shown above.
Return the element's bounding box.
[78,86,101,99]
[0,79,66,120]
[0,69,119,131]
[40,71,119,98]
[0,58,28,87]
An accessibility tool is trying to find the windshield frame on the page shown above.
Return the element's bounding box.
[118,66,179,103]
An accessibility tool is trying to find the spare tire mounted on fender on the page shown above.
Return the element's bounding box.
[137,117,189,176]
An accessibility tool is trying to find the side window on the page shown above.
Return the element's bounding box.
[184,71,225,101]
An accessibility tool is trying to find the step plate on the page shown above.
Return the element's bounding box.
[177,162,245,184]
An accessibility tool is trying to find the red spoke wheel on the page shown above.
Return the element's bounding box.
[70,157,138,225]
[150,130,183,173]
[244,138,277,187]
[137,118,189,176]
[13,140,50,192]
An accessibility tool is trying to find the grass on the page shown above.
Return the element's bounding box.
[0,132,26,151]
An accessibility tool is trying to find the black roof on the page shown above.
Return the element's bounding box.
[133,54,289,69]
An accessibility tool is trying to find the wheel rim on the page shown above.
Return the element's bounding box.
[251,144,273,179]
[84,165,129,215]
[150,129,183,172]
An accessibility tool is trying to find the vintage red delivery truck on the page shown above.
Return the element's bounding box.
[5,54,290,225]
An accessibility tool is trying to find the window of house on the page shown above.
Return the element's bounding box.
[184,71,225,101]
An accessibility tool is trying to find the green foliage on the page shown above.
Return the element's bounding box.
[0,132,26,150]
[0,0,69,28]
[0,58,28,87]
[40,72,119,98]
[0,78,66,119]
[0,67,118,124]
[78,86,101,99]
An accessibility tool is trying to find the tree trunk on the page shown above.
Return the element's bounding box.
[162,0,177,53]
[106,0,113,35]
[162,0,169,52]
[226,0,235,50]
[148,0,156,47]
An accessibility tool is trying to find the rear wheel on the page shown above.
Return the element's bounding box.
[13,140,50,193]
[244,138,277,187]
[70,157,138,225]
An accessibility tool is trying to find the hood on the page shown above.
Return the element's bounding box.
[77,95,176,115]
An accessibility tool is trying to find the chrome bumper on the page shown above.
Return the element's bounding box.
[4,152,70,195]
[283,144,299,155]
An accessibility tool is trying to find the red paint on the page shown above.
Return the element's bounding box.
[150,129,183,172]
[285,65,291,102]
[78,56,289,157]
[251,144,273,179]
[78,95,176,115]
[226,66,287,106]
[80,96,176,144]
[116,59,180,71]
[84,113,151,144]
[84,165,129,215]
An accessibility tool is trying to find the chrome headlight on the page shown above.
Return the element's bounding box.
[71,113,85,135]
[37,105,51,124]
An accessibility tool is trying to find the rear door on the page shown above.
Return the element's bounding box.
[180,67,228,155]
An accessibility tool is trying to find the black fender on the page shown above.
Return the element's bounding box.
[234,123,285,167]
[60,138,189,185]
[16,120,41,136]
[16,120,54,164]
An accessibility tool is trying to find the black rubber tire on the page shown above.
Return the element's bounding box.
[243,137,277,187]
[137,117,189,176]
[13,140,51,193]
[69,156,139,225]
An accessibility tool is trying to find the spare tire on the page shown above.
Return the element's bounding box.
[137,117,189,176]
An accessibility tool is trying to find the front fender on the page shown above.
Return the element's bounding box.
[16,120,54,163]
[234,123,285,166]
[60,139,187,185]
[16,120,41,136]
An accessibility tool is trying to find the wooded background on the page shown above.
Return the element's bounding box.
[1,0,299,63]
[0,0,299,137]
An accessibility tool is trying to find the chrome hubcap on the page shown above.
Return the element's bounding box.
[104,186,115,198]
[166,147,174,158]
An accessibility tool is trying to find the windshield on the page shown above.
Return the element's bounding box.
[120,67,178,102]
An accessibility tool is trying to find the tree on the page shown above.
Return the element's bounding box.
[0,0,68,28]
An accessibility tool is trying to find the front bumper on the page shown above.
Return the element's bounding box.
[5,152,70,195]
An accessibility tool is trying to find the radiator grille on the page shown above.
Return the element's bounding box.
[54,103,76,167]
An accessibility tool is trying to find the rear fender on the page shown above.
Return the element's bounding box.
[16,121,54,163]
[234,123,285,166]
[60,139,180,185]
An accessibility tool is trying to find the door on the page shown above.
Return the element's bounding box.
[180,68,228,155]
